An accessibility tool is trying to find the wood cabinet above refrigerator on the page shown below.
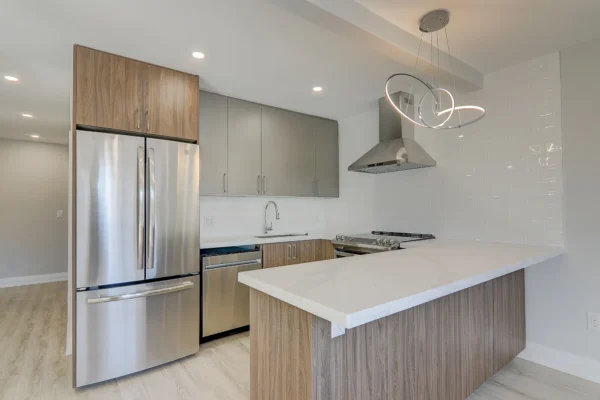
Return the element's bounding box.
[74,45,199,142]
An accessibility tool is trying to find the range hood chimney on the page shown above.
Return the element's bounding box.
[348,91,436,174]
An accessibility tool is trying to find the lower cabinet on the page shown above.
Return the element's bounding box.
[263,240,334,269]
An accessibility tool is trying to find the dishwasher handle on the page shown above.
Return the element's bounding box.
[204,259,262,270]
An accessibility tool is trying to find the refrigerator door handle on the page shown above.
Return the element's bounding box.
[136,146,145,270]
[86,281,195,304]
[147,147,156,270]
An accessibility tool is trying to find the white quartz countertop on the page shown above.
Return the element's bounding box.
[238,239,563,329]
[200,231,333,249]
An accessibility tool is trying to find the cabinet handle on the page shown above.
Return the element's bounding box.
[316,179,319,196]
[293,244,297,260]
[288,244,291,260]
[136,108,140,130]
[263,176,267,194]
[257,175,261,194]
[145,109,150,131]
[223,173,226,193]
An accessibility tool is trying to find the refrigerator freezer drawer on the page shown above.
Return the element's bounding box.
[76,276,200,387]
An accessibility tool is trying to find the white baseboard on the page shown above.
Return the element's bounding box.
[0,272,68,288]
[518,341,600,384]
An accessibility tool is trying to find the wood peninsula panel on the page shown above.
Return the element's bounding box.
[493,269,526,373]
[250,289,312,400]
[249,270,526,400]
[460,280,495,396]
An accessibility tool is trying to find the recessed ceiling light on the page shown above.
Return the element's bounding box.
[312,86,323,92]
[25,133,40,139]
[4,76,19,82]
[192,52,205,59]
[22,113,34,118]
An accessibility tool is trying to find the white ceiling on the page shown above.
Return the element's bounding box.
[2,0,600,145]
[357,0,600,73]
[0,0,481,145]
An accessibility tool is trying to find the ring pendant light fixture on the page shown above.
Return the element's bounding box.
[385,9,485,129]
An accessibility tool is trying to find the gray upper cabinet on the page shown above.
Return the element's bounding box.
[227,98,262,196]
[290,113,317,197]
[261,106,293,196]
[199,91,228,195]
[315,119,339,197]
[198,90,338,198]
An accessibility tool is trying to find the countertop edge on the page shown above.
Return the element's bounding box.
[239,246,564,329]
[200,232,333,249]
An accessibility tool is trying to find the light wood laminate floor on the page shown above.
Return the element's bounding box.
[1,282,599,400]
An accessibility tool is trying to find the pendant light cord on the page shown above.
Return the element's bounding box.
[444,27,463,127]
[406,32,424,115]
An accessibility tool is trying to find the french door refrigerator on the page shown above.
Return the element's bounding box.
[75,130,200,387]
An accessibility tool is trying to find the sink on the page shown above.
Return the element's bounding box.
[254,233,309,239]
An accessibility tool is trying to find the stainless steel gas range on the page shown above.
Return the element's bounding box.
[331,231,435,258]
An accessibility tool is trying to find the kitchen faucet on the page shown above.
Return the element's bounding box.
[264,201,280,234]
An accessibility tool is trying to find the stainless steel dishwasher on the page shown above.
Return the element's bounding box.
[201,246,262,339]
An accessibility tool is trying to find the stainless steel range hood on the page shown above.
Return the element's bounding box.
[348,92,436,174]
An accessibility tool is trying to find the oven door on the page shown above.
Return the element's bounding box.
[334,248,371,258]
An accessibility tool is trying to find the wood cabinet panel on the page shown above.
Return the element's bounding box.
[263,240,329,268]
[145,65,198,141]
[316,240,335,261]
[262,242,292,268]
[298,240,317,264]
[75,46,199,142]
[75,46,144,133]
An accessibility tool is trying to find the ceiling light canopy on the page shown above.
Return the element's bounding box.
[312,86,323,92]
[22,113,34,118]
[27,134,40,139]
[385,9,485,130]
[4,75,19,82]
[192,51,205,59]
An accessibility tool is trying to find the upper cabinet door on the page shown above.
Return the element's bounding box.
[75,46,144,133]
[227,98,262,196]
[199,91,228,195]
[261,106,294,197]
[289,113,317,197]
[145,65,199,142]
[315,119,339,197]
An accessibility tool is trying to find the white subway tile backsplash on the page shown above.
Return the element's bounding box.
[375,52,564,247]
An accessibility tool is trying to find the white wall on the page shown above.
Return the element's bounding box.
[521,39,600,373]
[0,138,69,281]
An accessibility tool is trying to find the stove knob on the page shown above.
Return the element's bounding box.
[382,239,389,245]
[389,239,398,246]
[376,238,384,245]
[336,235,345,241]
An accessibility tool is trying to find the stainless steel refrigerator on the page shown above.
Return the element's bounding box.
[75,130,200,387]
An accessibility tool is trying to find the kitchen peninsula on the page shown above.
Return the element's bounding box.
[238,239,563,400]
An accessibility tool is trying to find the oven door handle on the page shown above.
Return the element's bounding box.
[334,250,359,258]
